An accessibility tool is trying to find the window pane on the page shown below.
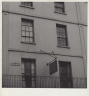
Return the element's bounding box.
[22,26,25,30]
[60,67,62,74]
[60,38,64,46]
[26,37,29,42]
[27,2,32,7]
[59,32,63,37]
[29,27,33,31]
[58,38,66,46]
[24,2,28,6]
[22,80,26,88]
[32,81,35,88]
[25,70,30,75]
[25,63,30,69]
[62,32,66,38]
[30,32,33,37]
[22,37,25,42]
[22,31,25,36]
[26,32,29,36]
[22,62,24,69]
[55,2,64,8]
[55,7,58,12]
[28,22,33,26]
[22,62,25,73]
[32,77,35,80]
[31,73,35,76]
[57,27,59,32]
[30,38,33,42]
[63,67,67,73]
[60,8,63,13]
[60,3,63,8]
[67,66,70,74]
[54,2,57,6]
[31,63,35,69]
[22,75,25,80]
[22,21,27,25]
[57,3,61,7]
[22,69,25,74]
[26,26,29,31]
[31,70,35,73]
[57,32,60,37]
[59,28,62,32]
[21,2,25,5]
[22,2,32,7]
[63,39,66,46]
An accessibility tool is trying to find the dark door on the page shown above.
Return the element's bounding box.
[59,61,73,88]
[22,59,36,88]
[25,61,32,88]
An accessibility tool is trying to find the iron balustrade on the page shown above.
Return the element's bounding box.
[2,74,87,88]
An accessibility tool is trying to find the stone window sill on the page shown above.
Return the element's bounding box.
[21,42,36,45]
[54,11,67,15]
[57,45,70,49]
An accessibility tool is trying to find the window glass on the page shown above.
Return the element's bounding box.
[30,27,33,31]
[22,31,25,36]
[21,19,34,43]
[55,2,64,13]
[31,63,35,69]
[26,37,29,42]
[56,24,67,46]
[30,32,33,37]
[21,59,36,88]
[21,2,33,7]
[30,38,33,42]
[26,32,29,36]
[22,26,25,30]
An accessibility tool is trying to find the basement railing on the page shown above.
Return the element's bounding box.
[2,74,87,88]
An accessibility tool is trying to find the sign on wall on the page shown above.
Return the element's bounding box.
[11,62,20,66]
[49,60,57,75]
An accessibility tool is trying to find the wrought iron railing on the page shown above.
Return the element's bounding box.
[2,74,87,88]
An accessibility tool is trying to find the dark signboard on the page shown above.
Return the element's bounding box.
[49,60,57,75]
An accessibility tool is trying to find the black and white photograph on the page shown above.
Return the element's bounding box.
[2,1,87,89]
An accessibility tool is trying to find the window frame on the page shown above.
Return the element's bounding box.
[21,58,36,88]
[59,61,73,88]
[20,2,34,9]
[56,24,69,47]
[54,2,66,15]
[21,18,35,44]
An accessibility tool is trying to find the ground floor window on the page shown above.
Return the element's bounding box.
[21,58,36,88]
[59,61,73,88]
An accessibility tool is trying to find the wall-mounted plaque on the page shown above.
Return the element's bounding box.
[11,62,20,66]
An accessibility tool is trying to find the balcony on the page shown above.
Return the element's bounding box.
[2,74,87,88]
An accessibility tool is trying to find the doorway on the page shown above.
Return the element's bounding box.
[59,61,73,88]
[22,58,36,88]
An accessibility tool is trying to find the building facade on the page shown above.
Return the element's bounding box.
[2,2,87,88]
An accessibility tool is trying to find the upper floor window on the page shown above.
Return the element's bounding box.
[56,24,68,46]
[21,2,33,7]
[54,2,65,13]
[21,18,34,43]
